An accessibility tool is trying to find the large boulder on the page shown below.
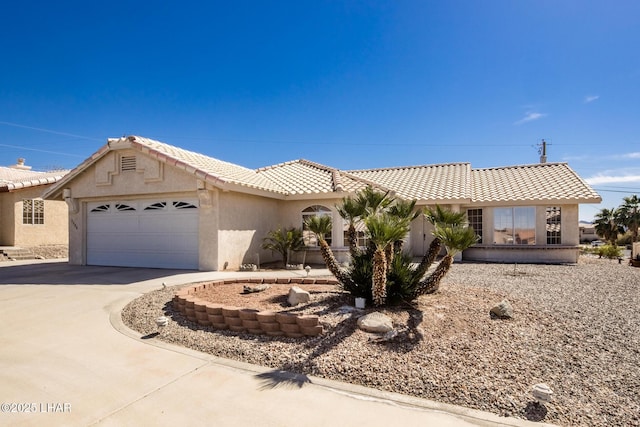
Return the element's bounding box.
[288,286,311,306]
[357,312,393,333]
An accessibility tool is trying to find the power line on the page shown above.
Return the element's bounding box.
[0,121,103,142]
[0,143,86,158]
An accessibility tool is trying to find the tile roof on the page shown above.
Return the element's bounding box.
[347,163,472,202]
[42,135,601,205]
[0,167,69,191]
[471,163,601,203]
[256,159,371,195]
[127,136,285,193]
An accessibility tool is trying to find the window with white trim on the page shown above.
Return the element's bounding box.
[467,208,483,243]
[302,205,332,246]
[546,207,561,245]
[493,207,536,245]
[23,199,44,224]
[343,221,368,248]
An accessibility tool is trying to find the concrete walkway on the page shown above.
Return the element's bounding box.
[0,260,553,427]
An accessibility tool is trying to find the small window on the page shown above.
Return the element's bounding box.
[302,205,332,246]
[173,201,198,209]
[343,221,368,248]
[467,208,483,243]
[90,204,110,213]
[121,156,137,172]
[546,207,561,245]
[115,203,136,211]
[144,202,167,210]
[23,199,44,225]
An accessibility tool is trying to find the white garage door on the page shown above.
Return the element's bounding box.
[87,200,199,269]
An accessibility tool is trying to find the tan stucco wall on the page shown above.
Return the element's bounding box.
[216,191,280,269]
[0,193,14,245]
[462,204,580,264]
[61,150,202,267]
[0,187,68,247]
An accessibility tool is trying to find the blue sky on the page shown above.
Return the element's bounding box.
[1,1,638,221]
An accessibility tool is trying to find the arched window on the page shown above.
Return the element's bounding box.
[302,205,332,246]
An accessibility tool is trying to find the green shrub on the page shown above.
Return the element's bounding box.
[597,244,622,259]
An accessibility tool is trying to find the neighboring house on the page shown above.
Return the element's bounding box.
[579,221,598,243]
[43,136,601,270]
[0,159,69,248]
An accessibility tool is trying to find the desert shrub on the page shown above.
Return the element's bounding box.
[597,244,622,259]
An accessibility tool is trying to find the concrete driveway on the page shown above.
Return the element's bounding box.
[0,260,551,427]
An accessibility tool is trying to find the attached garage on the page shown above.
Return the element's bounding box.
[86,199,199,269]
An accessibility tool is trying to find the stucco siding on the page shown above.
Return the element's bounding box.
[217,191,280,269]
[3,187,68,247]
[69,150,196,199]
[0,194,15,245]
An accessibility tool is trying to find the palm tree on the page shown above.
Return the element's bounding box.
[414,205,468,278]
[304,215,354,287]
[411,223,478,298]
[365,213,411,306]
[261,227,304,267]
[618,195,640,243]
[594,207,624,245]
[355,186,393,218]
[336,196,365,257]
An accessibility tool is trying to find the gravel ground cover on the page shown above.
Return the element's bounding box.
[122,256,640,426]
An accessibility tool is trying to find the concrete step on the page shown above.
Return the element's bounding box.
[0,248,38,261]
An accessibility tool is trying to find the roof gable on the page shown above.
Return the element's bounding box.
[44,136,286,198]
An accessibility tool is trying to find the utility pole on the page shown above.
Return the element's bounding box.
[537,139,550,163]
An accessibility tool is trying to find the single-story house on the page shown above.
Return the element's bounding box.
[579,221,598,243]
[43,136,601,270]
[0,159,69,248]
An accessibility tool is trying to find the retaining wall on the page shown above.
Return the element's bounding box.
[173,277,338,338]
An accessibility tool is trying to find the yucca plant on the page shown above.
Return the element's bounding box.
[311,186,477,307]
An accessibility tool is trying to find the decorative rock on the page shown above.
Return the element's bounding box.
[288,286,311,306]
[357,312,393,333]
[532,383,554,403]
[490,299,514,319]
[243,284,269,293]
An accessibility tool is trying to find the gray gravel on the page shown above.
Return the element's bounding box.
[122,256,640,426]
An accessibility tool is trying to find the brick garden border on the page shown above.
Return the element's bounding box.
[172,277,339,338]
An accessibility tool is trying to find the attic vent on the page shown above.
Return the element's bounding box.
[121,156,137,171]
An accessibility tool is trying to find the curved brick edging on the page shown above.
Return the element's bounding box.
[172,277,337,337]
